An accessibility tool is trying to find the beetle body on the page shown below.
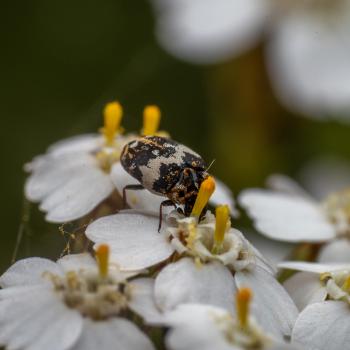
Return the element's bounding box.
[120,136,208,216]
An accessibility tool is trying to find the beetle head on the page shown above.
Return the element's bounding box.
[168,167,209,216]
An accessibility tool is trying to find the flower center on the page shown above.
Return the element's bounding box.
[320,269,350,304]
[95,147,122,173]
[323,189,350,237]
[214,288,270,349]
[167,206,252,270]
[95,103,167,173]
[48,246,133,320]
[94,101,126,173]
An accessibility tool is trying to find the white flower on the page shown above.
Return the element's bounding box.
[279,261,350,310]
[151,0,270,64]
[239,175,350,263]
[0,249,158,350]
[267,1,350,119]
[86,208,257,269]
[160,289,301,350]
[24,103,171,223]
[151,0,350,118]
[25,101,236,223]
[278,261,350,350]
[86,191,298,339]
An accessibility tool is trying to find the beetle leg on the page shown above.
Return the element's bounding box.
[122,184,145,208]
[159,200,176,232]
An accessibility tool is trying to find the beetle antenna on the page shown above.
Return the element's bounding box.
[205,159,216,172]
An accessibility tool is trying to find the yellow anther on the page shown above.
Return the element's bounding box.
[102,101,123,145]
[142,105,161,136]
[191,176,216,217]
[236,287,252,329]
[96,244,110,279]
[213,205,230,253]
[341,275,350,293]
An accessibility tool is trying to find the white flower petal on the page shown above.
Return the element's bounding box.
[317,239,350,264]
[284,272,327,311]
[243,230,296,266]
[292,301,350,350]
[266,174,311,199]
[152,0,270,64]
[25,153,96,202]
[228,228,276,275]
[239,189,336,242]
[267,9,350,119]
[24,155,47,172]
[72,318,155,350]
[164,304,235,350]
[0,257,63,288]
[268,344,301,350]
[278,261,350,274]
[0,284,49,300]
[154,258,236,314]
[128,278,163,323]
[41,167,114,223]
[86,211,174,270]
[235,266,298,339]
[0,288,82,350]
[111,163,170,214]
[47,134,102,156]
[209,178,238,217]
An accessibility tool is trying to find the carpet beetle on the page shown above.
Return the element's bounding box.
[120,136,209,230]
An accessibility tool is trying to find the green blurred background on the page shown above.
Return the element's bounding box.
[1,0,350,272]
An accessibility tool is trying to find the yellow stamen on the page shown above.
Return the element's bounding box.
[236,287,252,328]
[212,205,230,253]
[191,176,216,217]
[341,275,350,293]
[96,244,109,278]
[102,101,123,145]
[142,105,161,136]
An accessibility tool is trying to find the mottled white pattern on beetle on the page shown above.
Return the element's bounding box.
[138,145,201,194]
[129,140,139,148]
[139,156,181,194]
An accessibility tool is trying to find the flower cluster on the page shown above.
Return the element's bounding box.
[24,102,232,223]
[150,0,350,119]
[239,174,350,263]
[3,102,350,350]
